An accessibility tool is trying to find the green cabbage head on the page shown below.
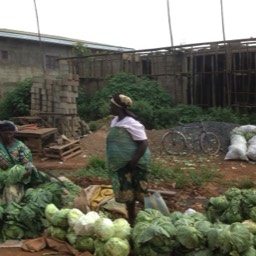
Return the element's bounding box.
[103,237,130,256]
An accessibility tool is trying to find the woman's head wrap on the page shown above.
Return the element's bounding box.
[110,94,133,109]
[0,121,17,132]
[110,94,137,119]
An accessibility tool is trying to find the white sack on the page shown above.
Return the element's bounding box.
[247,135,256,161]
[224,134,248,161]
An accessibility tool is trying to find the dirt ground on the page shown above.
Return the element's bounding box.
[1,125,256,256]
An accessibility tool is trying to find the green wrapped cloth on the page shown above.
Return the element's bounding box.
[106,127,151,203]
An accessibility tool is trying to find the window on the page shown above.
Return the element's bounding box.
[1,50,8,60]
[45,55,59,69]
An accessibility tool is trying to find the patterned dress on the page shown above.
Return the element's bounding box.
[0,139,32,168]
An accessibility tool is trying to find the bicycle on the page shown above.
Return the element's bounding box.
[161,121,221,155]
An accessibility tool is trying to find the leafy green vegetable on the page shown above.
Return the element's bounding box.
[103,237,130,256]
[176,226,203,249]
[45,203,59,222]
[48,226,67,241]
[74,236,95,253]
[112,218,131,240]
[51,208,71,228]
[94,217,114,241]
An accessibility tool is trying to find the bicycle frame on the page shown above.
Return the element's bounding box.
[178,121,204,151]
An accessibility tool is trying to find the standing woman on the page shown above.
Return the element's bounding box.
[106,94,151,225]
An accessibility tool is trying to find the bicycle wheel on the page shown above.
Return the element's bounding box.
[161,131,187,155]
[200,132,220,155]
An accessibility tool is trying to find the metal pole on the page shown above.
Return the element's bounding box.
[33,0,46,74]
[220,0,226,41]
[166,0,174,46]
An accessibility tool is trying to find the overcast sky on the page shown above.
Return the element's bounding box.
[1,0,255,50]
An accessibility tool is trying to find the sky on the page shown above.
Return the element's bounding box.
[1,0,256,50]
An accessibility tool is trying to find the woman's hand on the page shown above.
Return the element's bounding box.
[23,169,32,178]
[0,163,9,170]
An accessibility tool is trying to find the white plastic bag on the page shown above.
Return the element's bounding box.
[247,135,256,161]
[225,134,248,161]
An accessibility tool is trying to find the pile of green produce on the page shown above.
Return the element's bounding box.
[45,204,131,256]
[0,164,81,242]
[132,207,256,255]
[205,187,256,224]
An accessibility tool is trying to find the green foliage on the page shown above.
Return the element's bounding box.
[74,156,108,179]
[72,41,91,57]
[171,104,205,123]
[82,72,173,122]
[132,100,155,129]
[206,107,240,123]
[0,78,32,119]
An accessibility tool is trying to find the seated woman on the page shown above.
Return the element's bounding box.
[0,120,46,204]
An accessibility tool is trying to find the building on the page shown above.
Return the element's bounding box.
[0,28,133,97]
[65,38,256,112]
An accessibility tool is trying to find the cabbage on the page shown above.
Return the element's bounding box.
[66,230,77,245]
[73,211,100,236]
[176,226,203,249]
[94,217,115,241]
[94,239,106,256]
[220,198,243,224]
[218,222,252,254]
[224,188,241,200]
[135,208,163,223]
[51,208,71,228]
[169,211,184,222]
[74,236,95,253]
[3,224,24,239]
[67,208,84,228]
[45,203,59,222]
[48,226,67,241]
[242,246,256,256]
[184,248,213,256]
[249,206,256,222]
[194,220,212,236]
[103,237,130,256]
[208,196,229,211]
[242,219,256,234]
[113,218,131,239]
[174,216,195,227]
[132,216,176,255]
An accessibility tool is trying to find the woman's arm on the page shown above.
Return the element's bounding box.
[128,139,148,170]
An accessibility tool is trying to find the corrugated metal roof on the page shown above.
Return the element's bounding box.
[0,29,134,52]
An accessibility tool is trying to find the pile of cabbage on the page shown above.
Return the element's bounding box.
[0,165,81,242]
[45,204,131,256]
[132,207,256,255]
[205,187,256,224]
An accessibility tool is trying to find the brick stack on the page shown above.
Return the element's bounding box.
[30,74,87,138]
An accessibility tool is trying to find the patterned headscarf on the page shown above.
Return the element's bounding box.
[0,121,17,132]
[110,94,133,109]
[110,94,137,119]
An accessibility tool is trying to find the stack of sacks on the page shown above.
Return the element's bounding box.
[225,125,256,161]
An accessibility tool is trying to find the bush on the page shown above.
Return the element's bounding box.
[206,107,240,123]
[0,78,32,119]
[81,72,173,122]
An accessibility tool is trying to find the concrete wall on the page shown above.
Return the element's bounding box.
[0,37,72,97]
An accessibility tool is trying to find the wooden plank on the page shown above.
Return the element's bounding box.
[62,150,82,161]
[148,189,176,196]
[48,140,79,150]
